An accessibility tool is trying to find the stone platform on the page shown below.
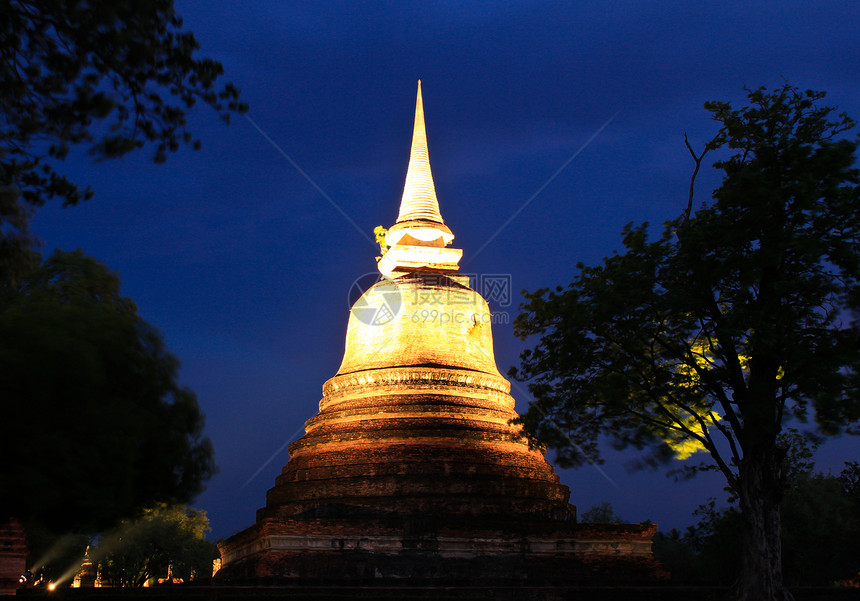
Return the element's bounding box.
[218,505,660,583]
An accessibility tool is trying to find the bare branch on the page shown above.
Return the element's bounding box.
[683,132,708,223]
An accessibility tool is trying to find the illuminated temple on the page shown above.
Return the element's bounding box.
[216,83,660,583]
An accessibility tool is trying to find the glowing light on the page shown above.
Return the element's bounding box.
[48,583,56,591]
[661,412,720,459]
[657,337,725,459]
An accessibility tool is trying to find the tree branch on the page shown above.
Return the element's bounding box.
[683,132,708,223]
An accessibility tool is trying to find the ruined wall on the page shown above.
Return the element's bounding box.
[0,520,27,596]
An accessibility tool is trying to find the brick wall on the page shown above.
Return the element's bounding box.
[0,520,27,596]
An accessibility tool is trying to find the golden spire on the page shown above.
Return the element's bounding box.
[379,82,461,277]
[397,80,444,224]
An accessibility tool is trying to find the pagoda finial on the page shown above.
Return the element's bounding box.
[379,82,461,277]
[397,80,444,224]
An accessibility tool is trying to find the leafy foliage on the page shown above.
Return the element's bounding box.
[0,249,215,533]
[578,501,624,524]
[0,0,247,276]
[512,84,859,487]
[652,500,743,585]
[511,84,860,599]
[654,461,860,586]
[96,504,218,587]
[781,461,860,586]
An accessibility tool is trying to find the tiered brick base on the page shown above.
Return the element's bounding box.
[217,335,663,582]
[260,366,570,519]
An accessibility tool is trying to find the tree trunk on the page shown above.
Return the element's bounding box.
[733,445,792,601]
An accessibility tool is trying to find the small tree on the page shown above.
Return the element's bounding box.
[578,501,623,524]
[511,85,860,600]
[96,504,218,587]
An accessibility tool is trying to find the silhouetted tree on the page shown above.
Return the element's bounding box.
[0,0,247,279]
[0,249,215,533]
[781,462,860,586]
[511,85,860,600]
[578,501,623,524]
[654,461,860,587]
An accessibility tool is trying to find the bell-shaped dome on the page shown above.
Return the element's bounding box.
[337,273,501,377]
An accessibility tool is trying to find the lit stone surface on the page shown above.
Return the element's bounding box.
[377,243,462,277]
[217,83,663,584]
[337,274,500,377]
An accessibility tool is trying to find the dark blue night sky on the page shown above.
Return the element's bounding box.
[31,1,860,539]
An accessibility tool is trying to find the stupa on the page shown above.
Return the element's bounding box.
[217,83,660,583]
